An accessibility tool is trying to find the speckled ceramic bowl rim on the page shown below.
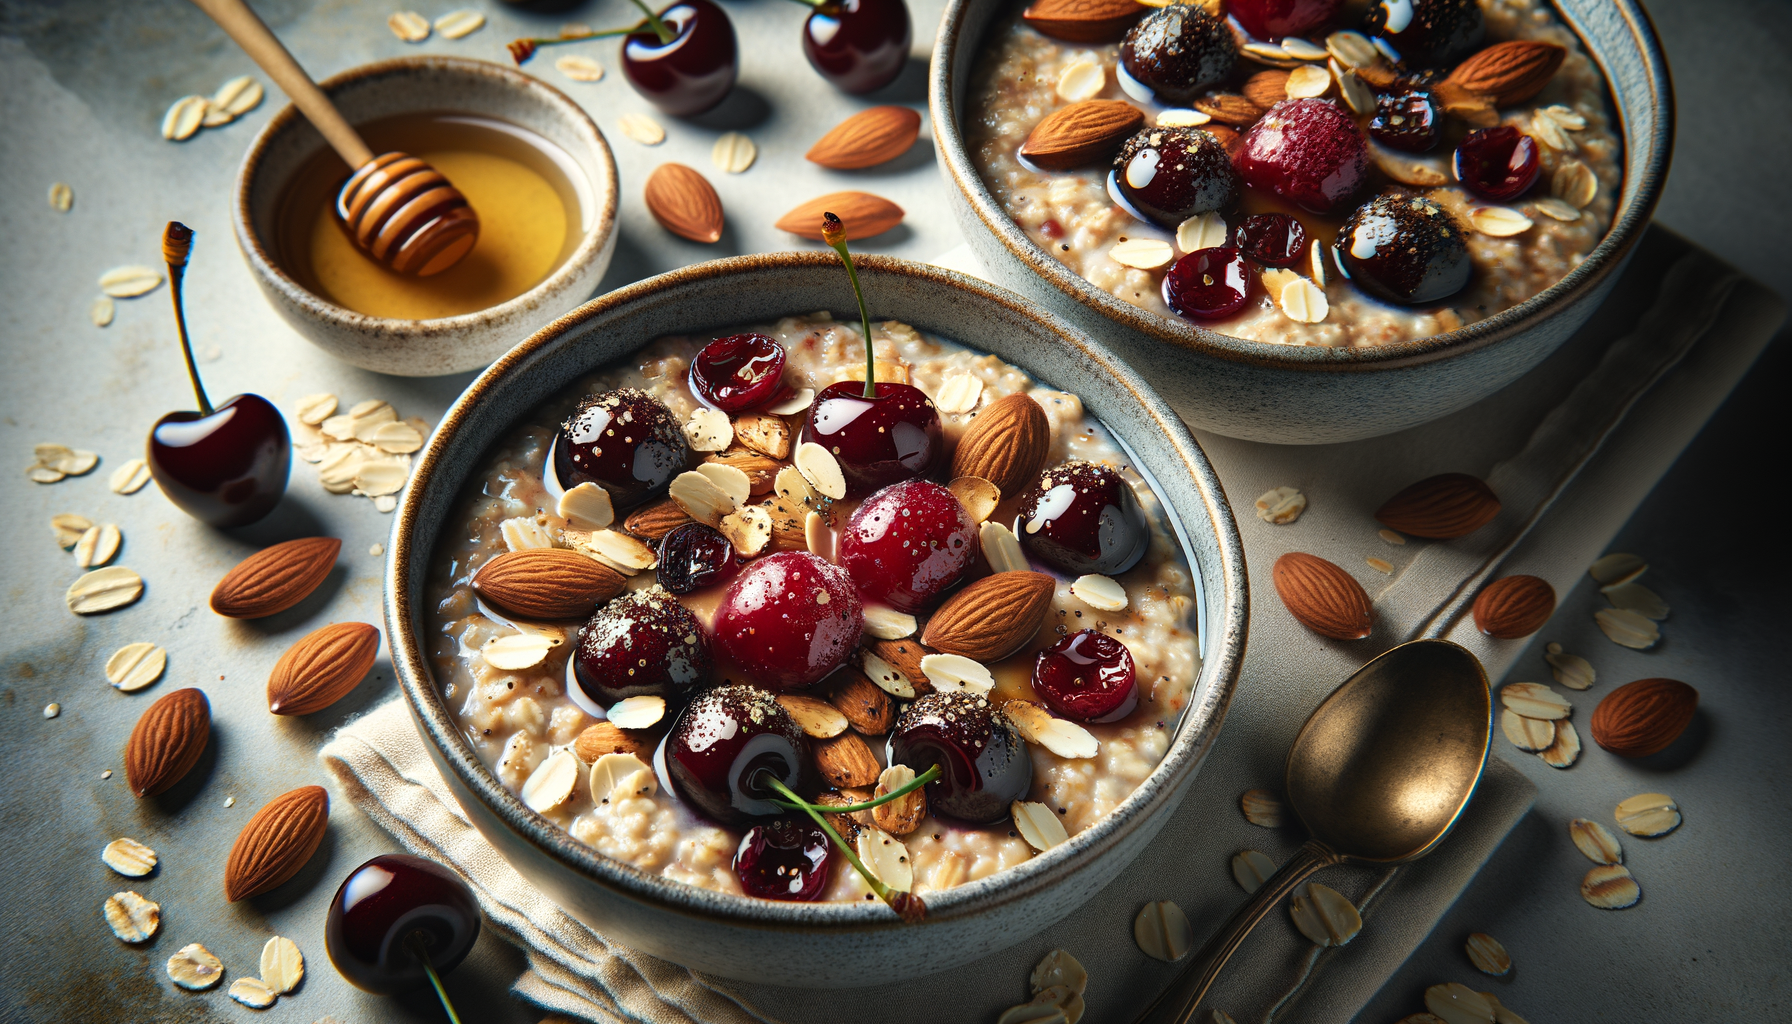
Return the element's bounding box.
[387,252,1249,933]
[233,55,618,339]
[929,0,1673,371]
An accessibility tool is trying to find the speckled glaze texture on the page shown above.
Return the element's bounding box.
[235,57,619,376]
[931,0,1673,443]
[385,254,1248,984]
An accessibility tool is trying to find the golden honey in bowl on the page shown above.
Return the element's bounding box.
[277,113,590,319]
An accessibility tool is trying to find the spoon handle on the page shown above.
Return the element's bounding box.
[1134,839,1342,1024]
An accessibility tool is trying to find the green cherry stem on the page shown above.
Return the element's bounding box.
[769,764,941,815]
[760,772,930,922]
[822,212,877,399]
[161,221,211,416]
[626,0,676,44]
[404,931,465,1024]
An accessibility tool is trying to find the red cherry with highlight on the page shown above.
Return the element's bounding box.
[839,480,978,613]
[803,0,912,95]
[1453,126,1541,202]
[1226,0,1342,41]
[666,685,812,825]
[1234,98,1369,214]
[1234,213,1307,268]
[325,854,481,995]
[733,818,835,900]
[555,388,691,511]
[887,691,1031,824]
[1162,246,1251,321]
[713,551,864,690]
[573,585,712,707]
[149,393,291,528]
[799,381,941,497]
[1033,629,1138,723]
[622,0,738,117]
[1015,461,1151,576]
[690,333,787,413]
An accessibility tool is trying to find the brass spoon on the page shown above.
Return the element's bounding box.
[1139,639,1493,1023]
[190,0,479,276]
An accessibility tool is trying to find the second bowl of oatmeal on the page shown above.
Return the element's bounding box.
[387,252,1247,984]
[932,0,1671,443]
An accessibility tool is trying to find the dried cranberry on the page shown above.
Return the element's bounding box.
[1162,246,1251,321]
[1111,126,1237,228]
[666,685,811,825]
[1117,5,1237,105]
[1333,192,1470,305]
[656,522,740,595]
[733,818,834,900]
[1367,90,1441,152]
[1234,213,1308,267]
[1033,629,1138,723]
[712,551,863,689]
[1452,126,1541,202]
[888,691,1031,824]
[690,333,787,413]
[1234,99,1369,214]
[1363,0,1483,65]
[839,480,978,613]
[1227,0,1343,40]
[573,585,712,706]
[1015,461,1150,576]
[554,388,690,511]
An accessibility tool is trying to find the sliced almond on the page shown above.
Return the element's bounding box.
[589,753,654,804]
[1326,30,1379,68]
[228,977,276,1009]
[873,764,926,836]
[1604,581,1669,620]
[1003,700,1098,759]
[434,10,485,38]
[1469,206,1534,237]
[804,510,833,560]
[51,512,92,547]
[948,476,1000,523]
[1231,849,1276,893]
[795,442,847,500]
[857,827,913,889]
[1532,197,1581,222]
[1499,682,1570,720]
[776,694,849,739]
[1285,63,1331,98]
[1280,37,1328,60]
[1544,648,1595,690]
[719,505,773,557]
[388,10,430,41]
[1013,799,1070,852]
[557,482,616,531]
[1109,237,1175,270]
[167,943,224,990]
[1333,61,1374,114]
[1465,932,1511,975]
[556,54,605,82]
[1056,60,1105,102]
[711,131,757,173]
[1310,238,1329,286]
[683,407,734,452]
[933,372,984,415]
[1580,863,1640,909]
[1594,608,1659,649]
[1289,881,1361,946]
[260,935,304,994]
[1240,788,1284,828]
[106,642,168,692]
[980,520,1028,573]
[920,653,994,695]
[1615,792,1680,837]
[1133,900,1192,962]
[1368,142,1449,186]
[1070,574,1127,611]
[669,470,736,526]
[521,748,580,812]
[767,388,816,416]
[104,891,161,942]
[481,633,558,671]
[576,529,659,573]
[1278,276,1328,323]
[859,650,916,699]
[1254,485,1307,524]
[102,838,158,877]
[1155,108,1211,127]
[862,605,918,640]
[732,413,793,459]
[693,462,751,509]
[161,96,208,141]
[1500,709,1554,751]
[1589,552,1647,587]
[1030,948,1088,996]
[1538,718,1581,768]
[500,516,557,551]
[1175,211,1227,253]
[607,695,666,730]
[1425,982,1494,1024]
[74,523,121,568]
[1569,817,1623,864]
[67,566,143,614]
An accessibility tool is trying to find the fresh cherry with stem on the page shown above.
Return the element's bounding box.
[761,767,938,919]
[787,0,912,94]
[147,222,291,528]
[505,0,737,117]
[325,853,481,1021]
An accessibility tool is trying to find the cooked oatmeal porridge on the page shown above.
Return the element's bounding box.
[427,313,1201,904]
[967,0,1622,346]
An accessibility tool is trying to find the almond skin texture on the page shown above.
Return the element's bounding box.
[1020,100,1146,170]
[1273,553,1373,640]
[210,537,340,618]
[812,731,882,788]
[225,786,329,901]
[472,548,627,620]
[1022,0,1147,42]
[623,499,694,541]
[704,448,780,494]
[1443,39,1566,105]
[1472,575,1556,639]
[644,163,724,243]
[807,106,922,170]
[267,622,381,715]
[827,667,895,734]
[125,688,211,797]
[1591,678,1698,758]
[1193,94,1263,127]
[1242,69,1292,110]
[1375,473,1501,539]
[950,393,1051,497]
[923,571,1056,662]
[573,722,642,761]
[776,192,904,240]
[864,637,933,693]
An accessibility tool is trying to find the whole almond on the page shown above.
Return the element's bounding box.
[705,448,780,494]
[623,498,694,541]
[1590,678,1698,758]
[1242,69,1291,110]
[1472,575,1555,639]
[574,722,641,761]
[125,688,211,797]
[864,636,933,694]
[922,571,1056,662]
[1443,39,1566,106]
[645,163,724,243]
[224,786,329,901]
[1375,473,1501,539]
[1273,553,1373,640]
[1020,100,1146,170]
[776,192,903,241]
[950,393,1051,497]
[267,622,381,715]
[1022,0,1147,42]
[1193,93,1262,127]
[472,548,627,620]
[812,731,881,788]
[1203,123,1243,158]
[807,106,922,170]
[210,537,341,618]
[827,667,895,734]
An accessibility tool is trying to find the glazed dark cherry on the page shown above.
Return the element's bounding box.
[574,584,712,707]
[554,388,690,511]
[325,854,481,995]
[666,685,812,825]
[1016,460,1150,576]
[1033,629,1139,724]
[1111,126,1236,228]
[803,0,912,95]
[1162,246,1252,322]
[799,380,941,496]
[1226,0,1342,40]
[150,393,291,528]
[1234,98,1369,215]
[1117,4,1237,105]
[839,479,979,613]
[1368,89,1442,153]
[622,0,738,116]
[657,522,741,595]
[1234,213,1308,268]
[887,691,1031,824]
[733,817,835,901]
[1362,0,1484,65]
[1333,192,1471,304]
[690,333,787,412]
[1453,126,1541,202]
[713,551,863,689]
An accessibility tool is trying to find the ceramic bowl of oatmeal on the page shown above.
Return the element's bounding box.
[386,252,1247,984]
[932,0,1671,442]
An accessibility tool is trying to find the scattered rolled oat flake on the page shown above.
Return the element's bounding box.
[1289,882,1361,947]
[795,442,848,500]
[1569,817,1623,865]
[711,131,757,173]
[1376,528,1406,545]
[353,458,409,497]
[683,407,734,452]
[1285,63,1331,98]
[1134,900,1193,962]
[260,935,305,994]
[1056,59,1104,102]
[1580,863,1640,909]
[224,795,236,808]
[1279,36,1328,60]
[608,694,667,730]
[228,977,277,1008]
[862,605,918,640]
[28,465,65,484]
[212,75,263,117]
[1109,237,1175,270]
[921,653,995,695]
[1333,61,1374,114]
[1528,111,1570,151]
[1604,581,1668,620]
[388,10,430,41]
[1278,276,1328,323]
[1464,933,1510,976]
[374,495,398,513]
[1230,849,1276,893]
[1070,574,1127,612]
[616,112,667,145]
[67,566,144,615]
[104,891,161,942]
[1594,607,1659,649]
[74,523,122,568]
[556,54,605,82]
[981,520,1028,574]
[1498,681,1570,720]
[1030,948,1088,996]
[90,295,116,327]
[1544,648,1595,690]
[101,769,113,779]
[51,512,93,547]
[1156,108,1211,127]
[1552,160,1598,209]
[161,95,209,141]
[1253,485,1306,524]
[1589,552,1647,588]
[99,265,164,298]
[49,181,74,211]
[997,1000,1068,1024]
[1500,709,1554,752]
[1240,788,1283,828]
[44,702,61,718]
[1532,197,1581,222]
[1004,700,1099,759]
[371,420,424,454]
[933,372,984,415]
[434,9,485,38]
[35,443,98,476]
[1615,792,1681,837]
[1424,982,1494,1024]
[1469,206,1533,237]
[482,632,558,671]
[1539,718,1581,768]
[369,543,384,556]
[1013,799,1071,852]
[109,457,151,494]
[107,642,167,692]
[766,387,815,416]
[1176,211,1227,252]
[521,748,580,812]
[167,943,225,989]
[1365,556,1393,574]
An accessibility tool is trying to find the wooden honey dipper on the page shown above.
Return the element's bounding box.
[191,0,479,276]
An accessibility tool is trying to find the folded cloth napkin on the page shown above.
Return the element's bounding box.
[322,227,1783,1024]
